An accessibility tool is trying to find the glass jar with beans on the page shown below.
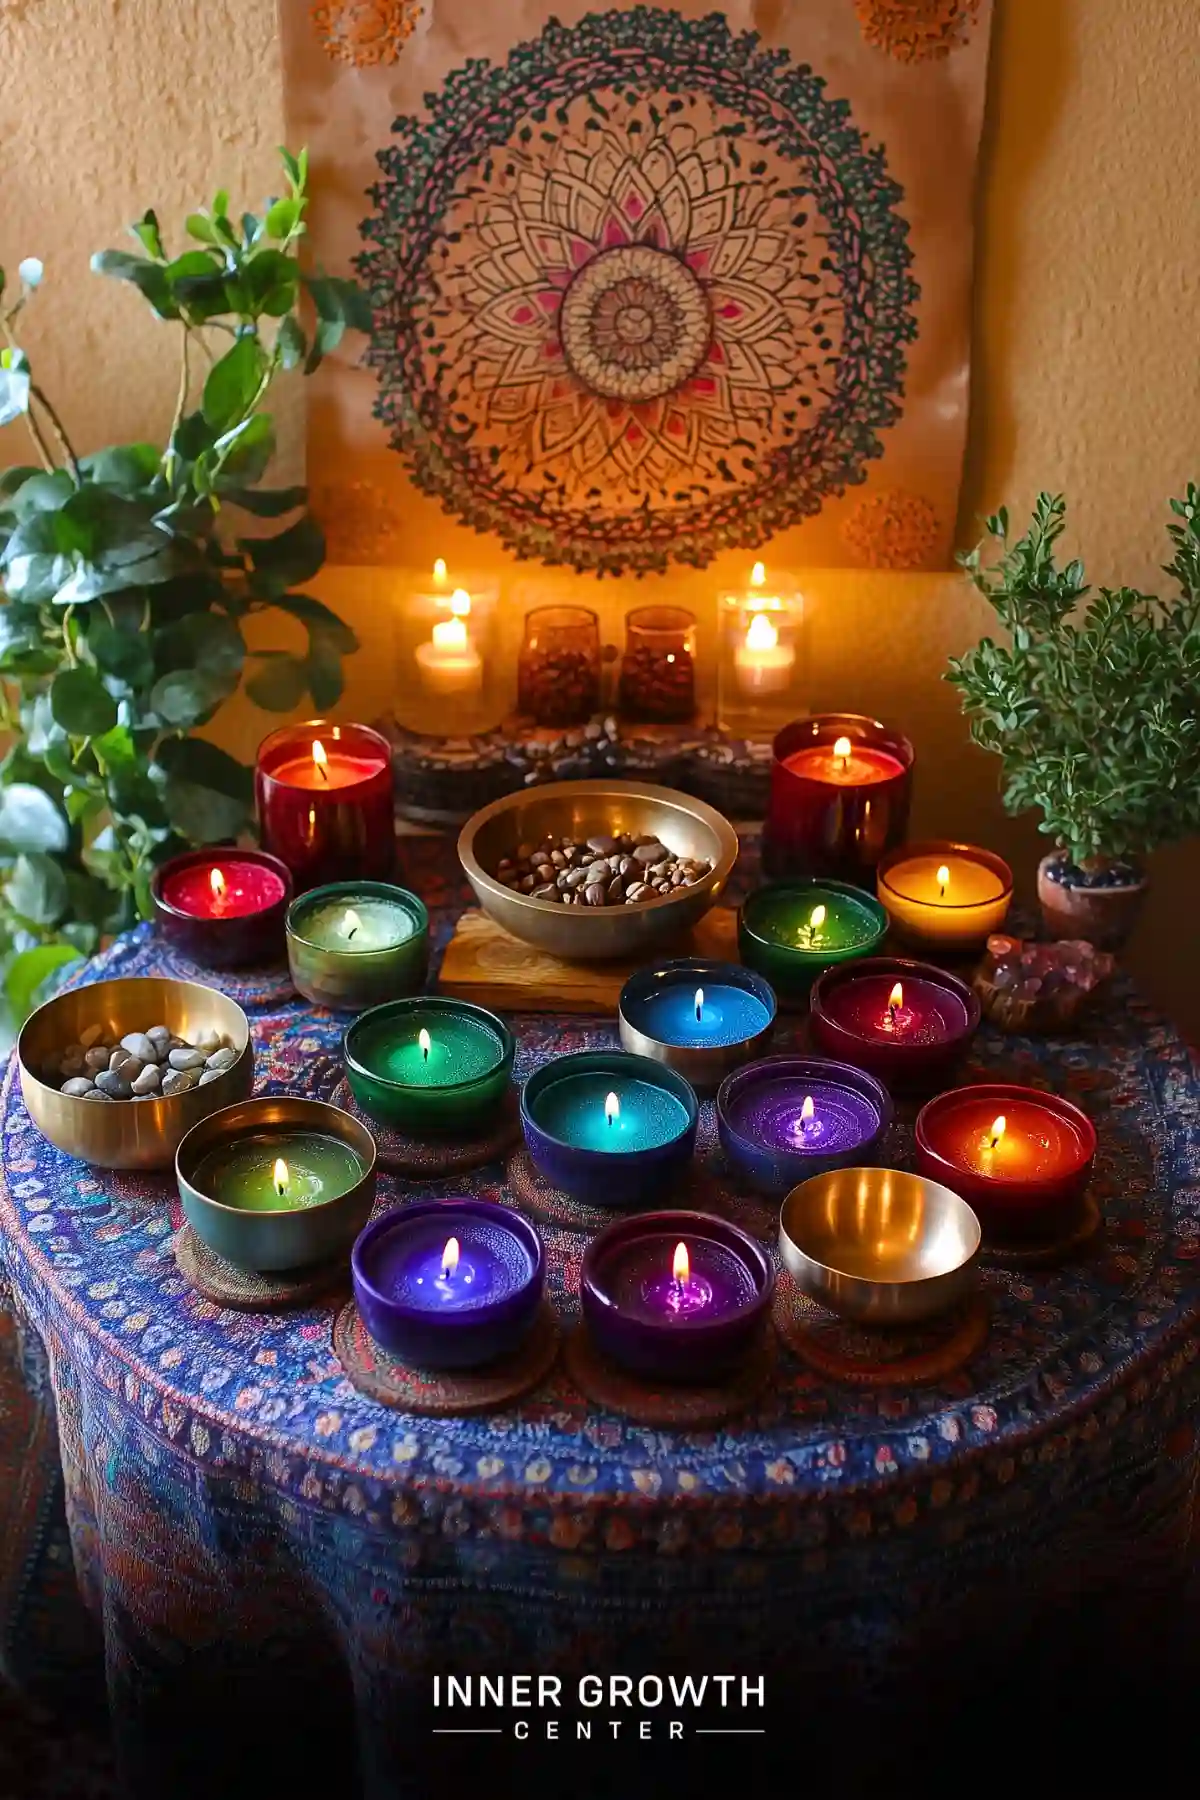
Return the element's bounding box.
[618,606,697,723]
[517,606,602,727]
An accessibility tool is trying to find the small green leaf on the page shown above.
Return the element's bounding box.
[202,337,267,432]
[185,213,219,244]
[242,514,325,595]
[50,667,118,737]
[129,209,164,260]
[5,853,69,927]
[91,250,179,319]
[4,943,82,1026]
[0,784,68,853]
[83,619,155,687]
[79,444,161,492]
[245,653,309,711]
[214,413,275,483]
[163,773,253,844]
[148,669,223,726]
[155,736,253,803]
[265,197,301,239]
[276,315,306,372]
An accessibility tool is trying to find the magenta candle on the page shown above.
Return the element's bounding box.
[915,1084,1097,1239]
[151,848,293,969]
[255,721,395,892]
[764,713,913,882]
[809,956,980,1093]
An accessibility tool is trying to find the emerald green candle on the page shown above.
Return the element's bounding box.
[344,997,515,1133]
[739,879,888,999]
[191,1130,365,1212]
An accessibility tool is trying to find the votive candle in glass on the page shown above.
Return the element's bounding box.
[915,1083,1097,1239]
[255,720,395,891]
[764,713,913,882]
[151,848,292,968]
[520,1050,698,1208]
[618,959,776,1096]
[809,956,981,1093]
[877,840,1013,953]
[286,882,429,1011]
[352,1199,544,1369]
[738,879,889,999]
[580,1210,774,1382]
[716,1055,892,1198]
[344,997,515,1134]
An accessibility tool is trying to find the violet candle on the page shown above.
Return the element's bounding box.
[809,956,981,1093]
[716,1056,892,1198]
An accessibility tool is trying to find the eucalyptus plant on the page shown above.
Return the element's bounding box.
[947,488,1200,875]
[0,149,371,1026]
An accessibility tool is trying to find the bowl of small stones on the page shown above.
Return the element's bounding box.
[458,779,739,960]
[18,975,254,1170]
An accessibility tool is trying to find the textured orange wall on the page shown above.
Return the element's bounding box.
[2,0,1198,1032]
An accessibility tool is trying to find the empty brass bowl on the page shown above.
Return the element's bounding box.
[458,780,739,960]
[778,1166,981,1324]
[18,976,254,1170]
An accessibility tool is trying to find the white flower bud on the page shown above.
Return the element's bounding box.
[18,258,43,290]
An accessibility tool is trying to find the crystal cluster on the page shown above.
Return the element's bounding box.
[974,934,1115,1033]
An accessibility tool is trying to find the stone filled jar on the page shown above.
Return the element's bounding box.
[618,605,697,724]
[517,606,602,728]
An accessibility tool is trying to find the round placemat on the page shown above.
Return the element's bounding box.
[175,1224,347,1312]
[772,1280,990,1386]
[562,1323,775,1428]
[332,1300,560,1415]
[505,1145,776,1242]
[979,1194,1102,1267]
[325,1077,521,1176]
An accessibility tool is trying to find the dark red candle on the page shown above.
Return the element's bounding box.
[764,713,913,882]
[151,849,292,969]
[915,1084,1096,1239]
[809,956,980,1093]
[255,721,395,892]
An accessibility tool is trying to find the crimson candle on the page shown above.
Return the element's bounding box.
[255,721,395,892]
[809,956,980,1093]
[915,1084,1097,1239]
[764,713,913,882]
[151,849,292,969]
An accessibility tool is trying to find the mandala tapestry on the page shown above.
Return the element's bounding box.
[280,1,994,575]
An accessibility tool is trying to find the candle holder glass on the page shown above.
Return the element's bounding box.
[393,569,505,738]
[255,720,395,891]
[764,712,914,883]
[151,848,293,969]
[343,997,515,1133]
[717,576,807,742]
[618,606,697,724]
[286,882,429,1012]
[517,606,601,727]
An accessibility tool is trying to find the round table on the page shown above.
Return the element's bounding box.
[2,840,1199,1794]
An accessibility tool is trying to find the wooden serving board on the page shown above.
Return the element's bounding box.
[437,908,739,1014]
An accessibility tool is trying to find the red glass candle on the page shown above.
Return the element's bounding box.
[915,1084,1096,1239]
[255,721,395,892]
[764,713,914,882]
[809,956,980,1093]
[151,849,292,969]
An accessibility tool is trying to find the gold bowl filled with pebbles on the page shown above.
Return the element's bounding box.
[458,780,738,959]
[18,976,253,1169]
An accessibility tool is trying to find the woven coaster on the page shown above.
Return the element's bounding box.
[326,1077,521,1176]
[332,1300,559,1415]
[563,1323,775,1428]
[979,1194,1102,1267]
[175,1224,347,1313]
[773,1280,990,1386]
[505,1145,775,1242]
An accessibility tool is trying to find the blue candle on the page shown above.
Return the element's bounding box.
[618,959,776,1097]
[520,1051,699,1208]
[634,982,772,1049]
[529,1072,690,1153]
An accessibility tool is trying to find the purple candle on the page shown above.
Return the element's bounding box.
[717,1055,892,1197]
[351,1199,544,1370]
[581,1210,773,1382]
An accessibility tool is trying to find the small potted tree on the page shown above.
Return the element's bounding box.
[947,488,1200,949]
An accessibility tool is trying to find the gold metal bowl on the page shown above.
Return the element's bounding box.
[18,976,254,1171]
[458,780,739,960]
[778,1166,981,1324]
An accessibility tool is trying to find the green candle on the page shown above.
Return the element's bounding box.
[299,896,416,953]
[344,997,515,1133]
[739,879,888,997]
[191,1130,365,1212]
[286,882,429,1011]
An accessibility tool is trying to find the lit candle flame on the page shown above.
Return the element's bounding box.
[694,987,704,1022]
[450,587,472,618]
[311,738,329,784]
[937,863,950,898]
[433,558,448,584]
[809,904,827,935]
[605,1091,620,1127]
[745,612,778,652]
[209,867,226,903]
[431,615,469,651]
[673,1241,690,1285]
[343,907,361,942]
[750,561,766,588]
[833,735,852,766]
[800,1095,815,1126]
[273,1158,288,1196]
[888,981,904,1015]
[441,1236,460,1280]
[989,1114,1007,1150]
[419,1027,431,1062]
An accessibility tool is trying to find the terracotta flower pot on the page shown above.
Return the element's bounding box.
[1036,852,1148,951]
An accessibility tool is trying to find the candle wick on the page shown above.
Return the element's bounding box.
[316,761,328,784]
[423,1044,429,1063]
[347,925,357,941]
[695,1001,702,1022]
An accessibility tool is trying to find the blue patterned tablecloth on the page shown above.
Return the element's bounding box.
[1,836,1199,1794]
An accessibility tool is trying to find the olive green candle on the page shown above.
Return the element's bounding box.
[286,882,429,1011]
[739,879,889,999]
[191,1130,365,1211]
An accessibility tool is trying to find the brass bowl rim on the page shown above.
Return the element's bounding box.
[876,840,1015,913]
[779,1165,982,1286]
[18,975,252,1108]
[457,779,739,921]
[286,880,429,954]
[344,996,515,1097]
[914,1082,1097,1189]
[175,1094,378,1218]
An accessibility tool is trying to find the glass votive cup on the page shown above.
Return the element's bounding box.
[716,1055,892,1198]
[617,958,776,1097]
[520,1049,699,1208]
[914,1083,1097,1241]
[393,565,503,737]
[517,606,601,727]
[717,572,807,742]
[151,848,293,969]
[738,879,889,1000]
[876,840,1014,954]
[255,719,396,892]
[343,997,515,1134]
[764,712,914,883]
[618,605,697,723]
[286,883,429,1011]
[809,956,981,1094]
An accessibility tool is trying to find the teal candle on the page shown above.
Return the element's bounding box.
[286,882,429,1011]
[529,1072,691,1153]
[344,997,515,1133]
[191,1130,365,1212]
[739,879,889,998]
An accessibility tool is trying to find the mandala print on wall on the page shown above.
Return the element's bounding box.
[358,8,919,574]
[853,0,982,64]
[311,0,423,67]
[842,488,943,568]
